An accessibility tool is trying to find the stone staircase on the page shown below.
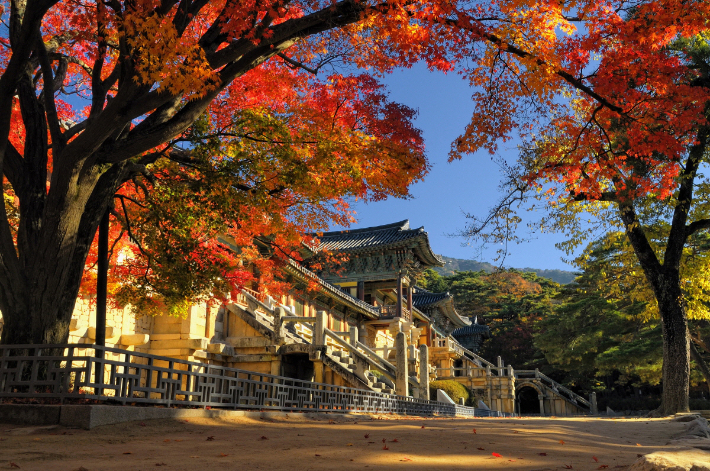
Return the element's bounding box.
[224,292,401,395]
[330,350,395,394]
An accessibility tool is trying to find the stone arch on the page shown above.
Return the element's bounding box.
[516,382,544,415]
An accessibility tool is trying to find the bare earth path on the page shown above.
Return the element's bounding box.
[0,415,694,470]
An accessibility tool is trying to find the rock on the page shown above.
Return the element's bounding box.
[676,414,704,423]
[684,418,710,439]
[629,449,710,471]
[667,437,710,451]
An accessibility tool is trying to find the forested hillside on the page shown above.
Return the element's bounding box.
[436,256,578,284]
[419,256,710,411]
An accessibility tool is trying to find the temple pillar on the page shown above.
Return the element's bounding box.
[395,332,408,396]
[419,344,429,400]
[314,361,324,384]
[396,273,403,318]
[357,281,365,301]
[407,286,413,313]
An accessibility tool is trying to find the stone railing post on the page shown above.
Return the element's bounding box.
[349,326,358,347]
[419,344,429,400]
[273,307,286,346]
[590,392,598,415]
[395,332,408,396]
[314,311,326,348]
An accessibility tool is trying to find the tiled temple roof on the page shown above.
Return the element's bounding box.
[412,290,450,308]
[452,323,491,353]
[412,287,471,328]
[316,220,444,267]
[452,324,491,337]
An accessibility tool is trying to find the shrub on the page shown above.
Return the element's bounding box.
[430,380,471,405]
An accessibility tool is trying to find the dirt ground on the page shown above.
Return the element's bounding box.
[0,414,699,470]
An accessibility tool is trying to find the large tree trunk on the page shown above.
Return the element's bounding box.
[0,163,121,345]
[656,276,691,414]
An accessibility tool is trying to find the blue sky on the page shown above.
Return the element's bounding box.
[331,63,576,271]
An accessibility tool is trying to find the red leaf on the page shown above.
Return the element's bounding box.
[598,466,609,469]
[559,440,565,445]
[9,464,20,469]
[564,465,573,469]
[477,447,485,450]
[421,425,425,429]
[492,453,502,458]
[382,438,386,443]
[364,434,370,439]
[473,428,477,434]
[538,452,547,456]
[593,456,599,462]
[259,436,268,440]
[314,454,321,457]
[391,438,399,442]
[400,458,412,462]
[382,445,389,450]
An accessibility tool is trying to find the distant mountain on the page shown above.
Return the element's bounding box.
[435,256,578,285]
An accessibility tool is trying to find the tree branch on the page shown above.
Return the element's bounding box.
[277,52,319,75]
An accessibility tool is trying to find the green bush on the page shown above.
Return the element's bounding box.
[430,380,471,405]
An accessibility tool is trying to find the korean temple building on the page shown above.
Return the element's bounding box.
[0,220,595,416]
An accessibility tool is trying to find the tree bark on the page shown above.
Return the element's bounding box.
[656,275,691,414]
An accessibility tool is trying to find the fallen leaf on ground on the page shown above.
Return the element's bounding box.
[492,453,502,458]
[391,438,399,442]
[155,464,167,467]
[564,465,573,469]
[364,434,370,438]
[174,439,182,442]
[636,443,642,446]
[477,447,485,450]
[593,456,599,462]
[163,439,171,442]
[219,454,228,457]
[259,436,268,440]
[206,436,215,441]
[123,452,132,455]
[400,458,412,462]
[598,466,609,469]
[382,438,386,443]
[559,440,565,445]
[9,465,20,469]
[473,429,477,434]
[315,454,321,457]
[140,423,146,427]
[347,443,353,446]
[421,425,425,429]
